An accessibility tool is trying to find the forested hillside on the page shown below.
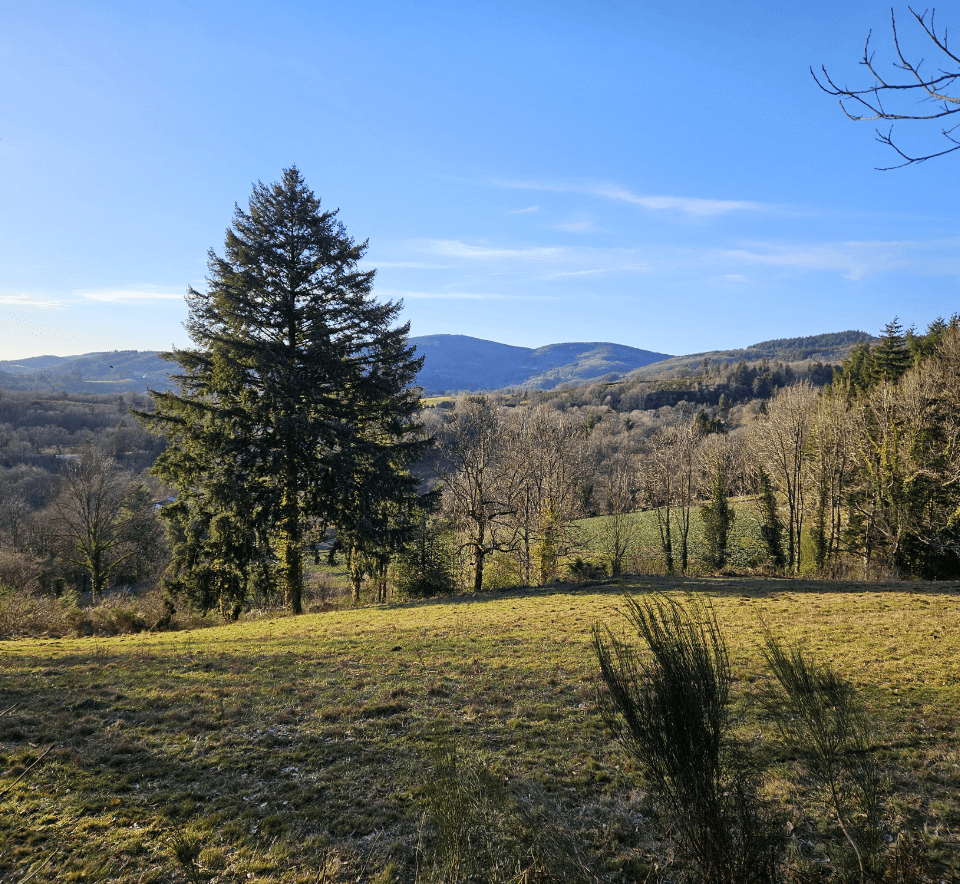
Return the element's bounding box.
[627,329,875,380]
[0,351,174,394]
[414,317,960,591]
[410,334,672,392]
[0,390,167,598]
[0,329,871,397]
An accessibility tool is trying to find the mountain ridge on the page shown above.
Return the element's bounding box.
[409,335,673,393]
[0,329,876,395]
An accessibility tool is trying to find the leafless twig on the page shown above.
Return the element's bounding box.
[813,6,960,167]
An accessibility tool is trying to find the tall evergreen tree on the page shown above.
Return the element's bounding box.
[699,462,735,570]
[755,468,786,571]
[871,317,912,384]
[140,168,429,615]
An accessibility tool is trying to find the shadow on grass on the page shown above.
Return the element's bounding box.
[391,573,960,611]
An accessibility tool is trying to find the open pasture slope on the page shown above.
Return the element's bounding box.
[1,579,960,882]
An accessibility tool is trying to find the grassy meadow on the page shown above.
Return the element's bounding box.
[576,498,770,574]
[1,577,960,882]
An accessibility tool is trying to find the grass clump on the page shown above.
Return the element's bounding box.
[419,733,595,883]
[594,594,783,884]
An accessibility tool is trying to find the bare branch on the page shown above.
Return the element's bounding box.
[815,6,960,166]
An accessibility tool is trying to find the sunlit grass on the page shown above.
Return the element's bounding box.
[576,497,768,574]
[1,577,958,880]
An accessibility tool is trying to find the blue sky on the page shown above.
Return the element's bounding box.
[2,1,959,360]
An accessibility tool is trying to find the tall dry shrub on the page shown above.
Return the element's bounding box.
[594,595,783,884]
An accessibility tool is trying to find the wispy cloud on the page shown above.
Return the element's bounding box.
[553,220,595,233]
[496,179,773,217]
[540,268,611,279]
[368,260,451,269]
[419,240,568,262]
[408,240,665,284]
[718,238,960,280]
[0,292,64,309]
[81,286,185,303]
[378,288,554,301]
[509,206,539,214]
[592,185,770,216]
[539,264,649,280]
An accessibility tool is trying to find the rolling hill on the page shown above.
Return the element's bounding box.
[0,351,174,394]
[625,330,875,381]
[409,335,673,393]
[0,329,876,396]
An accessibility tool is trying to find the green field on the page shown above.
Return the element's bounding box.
[576,498,769,575]
[2,578,959,881]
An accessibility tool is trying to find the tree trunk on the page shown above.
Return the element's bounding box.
[351,544,363,603]
[663,510,674,575]
[473,522,486,592]
[280,459,303,614]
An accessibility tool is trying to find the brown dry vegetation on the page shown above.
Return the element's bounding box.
[0,577,959,882]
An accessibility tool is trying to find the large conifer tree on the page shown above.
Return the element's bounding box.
[141,167,428,615]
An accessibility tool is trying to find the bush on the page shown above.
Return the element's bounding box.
[763,637,885,882]
[595,593,944,883]
[391,519,456,599]
[594,594,783,884]
[567,557,607,584]
[0,585,199,638]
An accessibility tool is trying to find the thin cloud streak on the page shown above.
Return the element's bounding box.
[495,179,773,216]
[418,239,567,262]
[538,265,650,280]
[379,288,554,301]
[82,287,186,303]
[414,239,657,272]
[719,238,960,280]
[368,260,451,269]
[0,293,64,309]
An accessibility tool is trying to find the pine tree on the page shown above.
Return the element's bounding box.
[756,468,786,571]
[140,168,429,615]
[871,317,912,384]
[699,463,735,570]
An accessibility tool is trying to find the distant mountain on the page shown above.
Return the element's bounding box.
[410,335,673,394]
[0,330,878,396]
[626,330,876,381]
[0,351,173,394]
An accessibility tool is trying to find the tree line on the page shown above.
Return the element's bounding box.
[0,391,167,601]
[424,316,960,590]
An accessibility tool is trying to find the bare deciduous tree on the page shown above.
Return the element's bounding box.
[439,397,523,592]
[595,445,640,578]
[807,392,852,572]
[508,405,586,585]
[642,423,701,574]
[751,383,817,574]
[53,445,158,599]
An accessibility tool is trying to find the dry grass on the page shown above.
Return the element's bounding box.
[0,576,958,881]
[0,585,209,639]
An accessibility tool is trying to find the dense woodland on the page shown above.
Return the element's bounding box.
[0,390,166,600]
[1,316,958,622]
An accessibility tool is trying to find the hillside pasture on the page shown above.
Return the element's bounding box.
[576,498,769,577]
[1,578,959,882]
